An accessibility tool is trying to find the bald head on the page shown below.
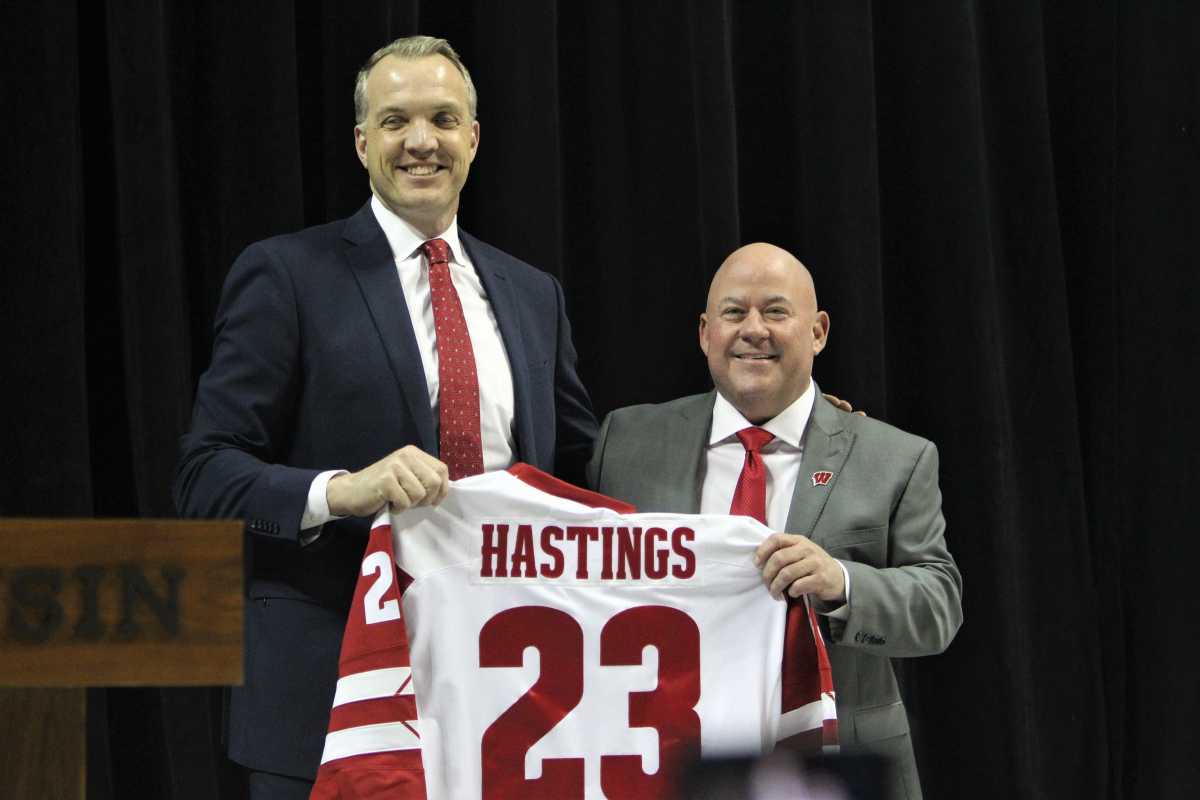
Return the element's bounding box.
[707,243,818,315]
[699,243,829,423]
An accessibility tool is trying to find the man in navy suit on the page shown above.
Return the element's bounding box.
[174,35,597,798]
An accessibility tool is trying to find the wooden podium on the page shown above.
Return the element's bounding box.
[0,520,243,799]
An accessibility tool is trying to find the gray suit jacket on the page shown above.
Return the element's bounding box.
[586,390,963,800]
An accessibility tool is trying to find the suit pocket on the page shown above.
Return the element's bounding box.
[855,700,909,743]
[247,578,319,603]
[822,525,886,568]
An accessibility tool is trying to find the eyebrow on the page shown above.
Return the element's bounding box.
[375,101,463,117]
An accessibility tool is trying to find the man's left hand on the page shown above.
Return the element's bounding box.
[754,533,846,602]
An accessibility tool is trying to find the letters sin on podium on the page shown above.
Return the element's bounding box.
[0,519,242,687]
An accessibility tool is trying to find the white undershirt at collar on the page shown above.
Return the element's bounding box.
[708,382,817,451]
[370,195,470,269]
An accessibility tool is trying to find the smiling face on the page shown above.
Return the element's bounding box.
[699,244,830,424]
[354,54,479,237]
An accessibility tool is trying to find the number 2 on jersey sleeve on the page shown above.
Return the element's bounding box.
[361,550,401,624]
[479,605,701,799]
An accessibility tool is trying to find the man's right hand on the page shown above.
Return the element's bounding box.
[326,446,451,517]
[822,392,867,417]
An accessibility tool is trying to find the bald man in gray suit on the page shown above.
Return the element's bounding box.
[586,243,962,800]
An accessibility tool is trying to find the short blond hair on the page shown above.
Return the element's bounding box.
[353,35,478,124]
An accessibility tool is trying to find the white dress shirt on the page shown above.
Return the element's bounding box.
[300,198,516,531]
[700,383,851,614]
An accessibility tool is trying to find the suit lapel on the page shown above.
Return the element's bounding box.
[460,232,536,462]
[784,391,855,536]
[342,204,437,453]
[658,393,714,513]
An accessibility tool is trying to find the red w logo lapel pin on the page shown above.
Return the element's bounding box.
[811,471,833,487]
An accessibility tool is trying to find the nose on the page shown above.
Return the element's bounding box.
[739,309,769,341]
[403,118,438,156]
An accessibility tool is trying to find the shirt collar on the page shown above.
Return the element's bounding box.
[370,194,468,266]
[709,381,817,448]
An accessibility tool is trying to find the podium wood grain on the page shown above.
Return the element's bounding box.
[0,519,243,686]
[0,688,84,799]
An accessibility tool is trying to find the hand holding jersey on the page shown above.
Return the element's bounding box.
[755,533,846,602]
[327,446,451,517]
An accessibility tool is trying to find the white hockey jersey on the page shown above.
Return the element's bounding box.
[312,465,836,799]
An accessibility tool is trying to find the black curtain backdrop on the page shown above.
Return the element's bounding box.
[3,1,1197,798]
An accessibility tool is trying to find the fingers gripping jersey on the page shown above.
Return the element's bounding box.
[312,466,836,799]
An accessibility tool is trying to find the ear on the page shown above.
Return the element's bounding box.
[354,125,369,168]
[812,310,830,354]
[467,119,480,163]
[698,313,710,357]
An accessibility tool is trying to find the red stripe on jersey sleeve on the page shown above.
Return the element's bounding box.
[312,750,426,799]
[327,695,419,735]
[339,646,411,675]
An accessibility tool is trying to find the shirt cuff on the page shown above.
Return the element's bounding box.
[299,470,348,543]
[815,561,853,620]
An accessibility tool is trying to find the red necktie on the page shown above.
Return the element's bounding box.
[424,238,484,480]
[730,426,839,751]
[729,427,774,523]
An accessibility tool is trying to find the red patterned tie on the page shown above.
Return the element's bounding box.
[424,238,484,480]
[730,426,838,751]
[729,427,774,523]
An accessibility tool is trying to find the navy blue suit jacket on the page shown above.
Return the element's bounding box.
[173,202,597,778]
